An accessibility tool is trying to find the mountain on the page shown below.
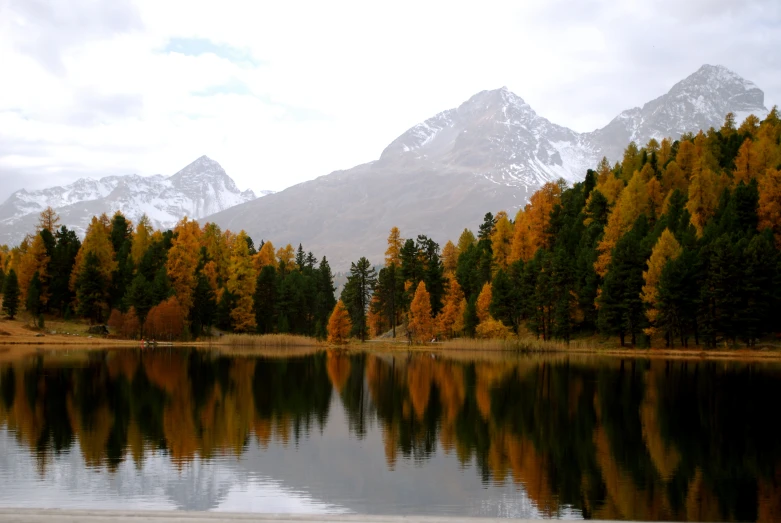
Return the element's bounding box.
[206,64,768,270]
[0,156,263,245]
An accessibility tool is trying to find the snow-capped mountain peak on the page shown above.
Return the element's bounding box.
[0,157,266,245]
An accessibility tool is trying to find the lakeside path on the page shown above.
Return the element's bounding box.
[0,509,636,523]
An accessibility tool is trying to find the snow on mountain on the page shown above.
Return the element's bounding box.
[584,64,767,161]
[380,87,593,188]
[205,64,770,270]
[0,156,264,245]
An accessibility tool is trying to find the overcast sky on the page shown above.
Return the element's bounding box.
[0,0,779,201]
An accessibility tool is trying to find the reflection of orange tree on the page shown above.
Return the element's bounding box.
[3,353,781,522]
[0,351,334,471]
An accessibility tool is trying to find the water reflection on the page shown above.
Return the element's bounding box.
[0,349,780,520]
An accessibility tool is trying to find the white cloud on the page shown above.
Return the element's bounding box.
[0,0,779,200]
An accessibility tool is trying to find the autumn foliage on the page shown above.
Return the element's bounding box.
[409,281,434,342]
[327,300,352,344]
[145,297,186,340]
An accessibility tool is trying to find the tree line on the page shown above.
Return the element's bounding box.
[2,109,780,346]
[345,109,781,347]
[0,211,336,339]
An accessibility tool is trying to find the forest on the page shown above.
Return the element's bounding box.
[1,109,780,347]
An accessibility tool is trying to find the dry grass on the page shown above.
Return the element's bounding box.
[441,336,584,352]
[215,333,320,348]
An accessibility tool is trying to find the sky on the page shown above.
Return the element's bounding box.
[0,0,779,201]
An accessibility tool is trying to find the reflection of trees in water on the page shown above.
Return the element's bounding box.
[1,351,781,521]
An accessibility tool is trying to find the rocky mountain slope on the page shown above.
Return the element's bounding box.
[206,64,768,269]
[0,156,262,245]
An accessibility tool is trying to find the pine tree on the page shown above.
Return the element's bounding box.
[490,268,520,333]
[26,271,43,318]
[408,281,434,343]
[598,217,650,346]
[75,252,106,323]
[2,269,20,319]
[327,300,352,344]
[254,265,278,334]
[340,257,377,341]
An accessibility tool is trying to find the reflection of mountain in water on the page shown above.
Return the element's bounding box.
[1,350,781,520]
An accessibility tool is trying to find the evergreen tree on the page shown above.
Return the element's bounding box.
[2,269,20,319]
[340,257,377,341]
[75,252,106,323]
[254,265,278,334]
[26,271,43,318]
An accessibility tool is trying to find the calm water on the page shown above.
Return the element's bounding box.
[0,349,780,520]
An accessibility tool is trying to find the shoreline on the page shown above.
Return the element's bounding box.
[0,509,625,522]
[1,338,781,364]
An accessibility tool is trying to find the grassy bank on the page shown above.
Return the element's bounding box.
[214,333,320,348]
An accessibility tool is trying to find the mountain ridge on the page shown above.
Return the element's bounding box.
[0,156,265,244]
[205,64,769,269]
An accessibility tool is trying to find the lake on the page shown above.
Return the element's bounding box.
[0,348,779,520]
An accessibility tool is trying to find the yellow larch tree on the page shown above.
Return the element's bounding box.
[166,217,202,313]
[593,173,625,206]
[621,142,641,180]
[226,231,257,333]
[734,137,775,186]
[276,244,295,273]
[646,177,665,221]
[526,181,562,252]
[456,229,476,254]
[254,239,276,270]
[385,226,403,266]
[594,157,612,185]
[70,216,117,292]
[476,282,492,323]
[16,233,50,305]
[686,168,722,237]
[36,207,60,233]
[638,163,655,183]
[595,170,649,276]
[738,114,761,136]
[758,168,781,247]
[437,277,465,338]
[509,208,534,263]
[661,161,687,195]
[408,281,434,343]
[642,229,682,335]
[441,240,458,276]
[367,295,385,337]
[676,140,697,180]
[490,211,513,270]
[733,138,755,184]
[658,138,673,167]
[327,300,352,344]
[130,214,153,267]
